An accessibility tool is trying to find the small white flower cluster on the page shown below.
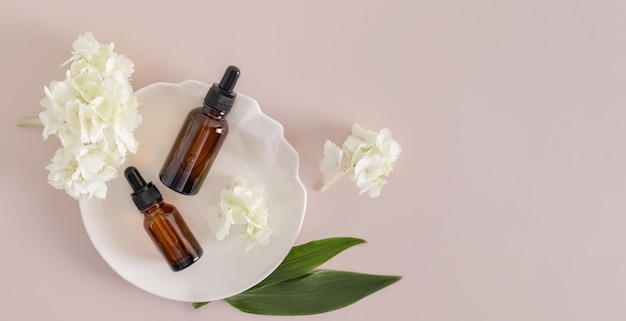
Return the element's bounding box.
[39,33,142,200]
[207,177,275,252]
[320,123,401,197]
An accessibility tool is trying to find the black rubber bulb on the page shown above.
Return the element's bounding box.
[218,65,240,93]
[125,166,147,192]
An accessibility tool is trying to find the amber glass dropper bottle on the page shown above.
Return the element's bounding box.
[124,166,203,272]
[159,66,241,195]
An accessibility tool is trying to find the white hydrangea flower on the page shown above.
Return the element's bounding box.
[319,123,401,197]
[207,177,275,252]
[39,32,141,200]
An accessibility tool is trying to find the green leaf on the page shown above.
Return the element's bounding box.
[251,237,366,289]
[225,270,401,315]
[192,237,367,309]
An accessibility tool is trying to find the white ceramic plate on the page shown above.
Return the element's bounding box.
[79,80,307,302]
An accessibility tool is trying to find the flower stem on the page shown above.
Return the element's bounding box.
[16,117,43,127]
[320,168,349,192]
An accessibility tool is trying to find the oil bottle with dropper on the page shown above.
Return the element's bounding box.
[124,166,203,272]
[159,66,240,195]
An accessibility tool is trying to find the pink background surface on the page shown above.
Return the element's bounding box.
[2,1,626,320]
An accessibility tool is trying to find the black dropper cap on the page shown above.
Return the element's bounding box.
[203,65,240,115]
[125,166,162,212]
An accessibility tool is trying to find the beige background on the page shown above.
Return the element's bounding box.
[2,0,626,320]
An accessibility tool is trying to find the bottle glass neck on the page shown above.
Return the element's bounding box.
[141,199,165,215]
[203,105,226,119]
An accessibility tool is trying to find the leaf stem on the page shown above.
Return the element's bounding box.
[320,167,349,192]
[192,301,211,309]
[16,117,43,127]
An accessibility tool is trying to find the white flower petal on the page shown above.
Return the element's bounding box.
[319,140,344,177]
[207,206,232,241]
